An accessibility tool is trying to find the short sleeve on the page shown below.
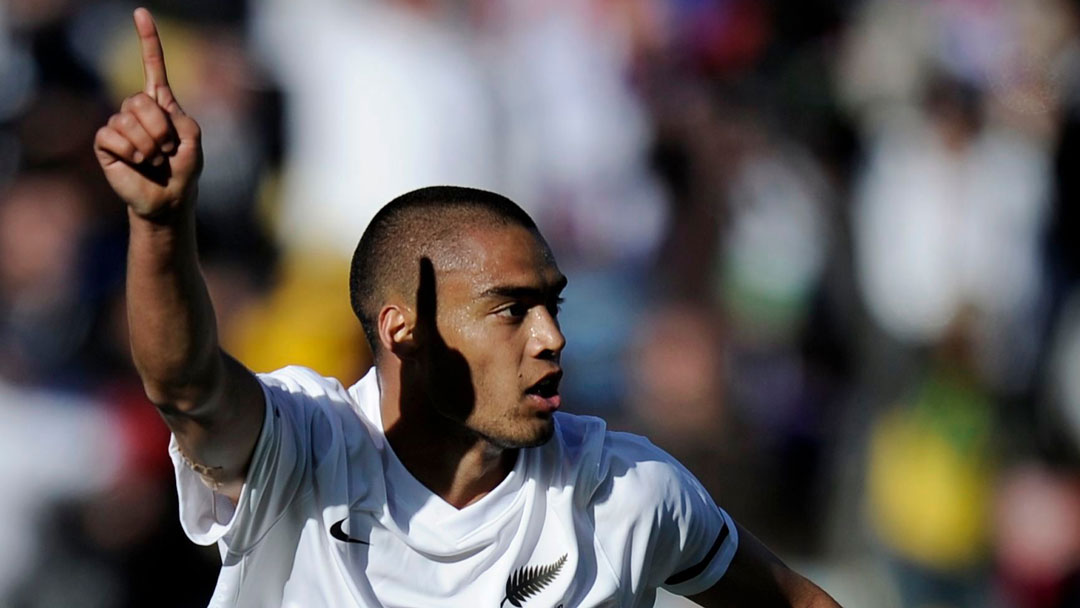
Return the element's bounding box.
[591,432,739,599]
[656,484,739,597]
[169,365,355,553]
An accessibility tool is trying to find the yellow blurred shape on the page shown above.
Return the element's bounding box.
[867,405,992,570]
[226,255,371,384]
[101,15,199,105]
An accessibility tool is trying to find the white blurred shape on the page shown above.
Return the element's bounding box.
[853,118,1049,343]
[485,0,666,261]
[654,588,702,607]
[1051,288,1080,449]
[252,0,499,257]
[0,382,122,599]
[252,0,665,264]
[995,465,1080,581]
[721,143,829,341]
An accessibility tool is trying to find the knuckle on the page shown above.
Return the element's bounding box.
[130,93,154,108]
[115,113,137,129]
[147,124,169,142]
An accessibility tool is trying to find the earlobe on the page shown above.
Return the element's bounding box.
[378,305,416,357]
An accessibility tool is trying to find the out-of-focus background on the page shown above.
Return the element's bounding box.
[1,0,1080,606]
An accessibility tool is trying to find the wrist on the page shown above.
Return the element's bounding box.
[127,187,197,229]
[126,204,197,254]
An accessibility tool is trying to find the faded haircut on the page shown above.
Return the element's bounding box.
[349,186,538,357]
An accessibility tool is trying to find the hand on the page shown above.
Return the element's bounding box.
[94,8,202,220]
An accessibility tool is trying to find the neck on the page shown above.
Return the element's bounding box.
[376,364,516,509]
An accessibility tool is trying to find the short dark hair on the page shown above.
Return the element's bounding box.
[349,186,538,356]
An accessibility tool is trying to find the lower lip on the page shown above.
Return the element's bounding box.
[526,393,561,413]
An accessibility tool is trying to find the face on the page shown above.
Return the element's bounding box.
[421,224,567,448]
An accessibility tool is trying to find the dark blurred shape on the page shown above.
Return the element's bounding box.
[0,171,95,387]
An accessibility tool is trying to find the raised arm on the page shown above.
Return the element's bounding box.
[689,523,842,608]
[93,8,264,502]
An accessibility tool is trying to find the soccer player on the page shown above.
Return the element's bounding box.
[94,8,841,607]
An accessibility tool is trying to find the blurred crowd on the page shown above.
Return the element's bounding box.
[1,0,1079,606]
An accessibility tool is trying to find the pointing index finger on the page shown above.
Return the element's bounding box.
[133,8,169,100]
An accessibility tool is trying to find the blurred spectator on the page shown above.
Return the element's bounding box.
[838,0,1073,136]
[0,172,95,387]
[852,76,1051,394]
[866,317,996,608]
[478,0,667,265]
[251,0,500,259]
[993,465,1080,608]
[247,0,501,380]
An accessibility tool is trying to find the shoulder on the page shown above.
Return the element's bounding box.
[257,365,352,399]
[598,429,700,512]
[550,413,699,506]
[255,365,380,421]
[553,416,735,598]
[254,366,381,459]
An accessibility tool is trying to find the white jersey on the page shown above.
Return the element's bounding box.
[170,366,738,607]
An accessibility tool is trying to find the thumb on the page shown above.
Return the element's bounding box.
[170,110,201,147]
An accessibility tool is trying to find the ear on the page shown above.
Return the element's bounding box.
[377,304,417,357]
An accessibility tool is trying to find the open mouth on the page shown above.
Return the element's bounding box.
[525,371,563,399]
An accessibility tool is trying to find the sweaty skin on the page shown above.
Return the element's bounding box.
[379,226,567,507]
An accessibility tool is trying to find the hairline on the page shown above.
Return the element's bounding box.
[349,187,543,362]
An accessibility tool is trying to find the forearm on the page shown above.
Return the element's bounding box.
[691,564,840,608]
[126,202,223,413]
[690,524,842,607]
[127,204,265,498]
[773,567,842,608]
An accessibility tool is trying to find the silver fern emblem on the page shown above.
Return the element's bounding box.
[500,554,568,607]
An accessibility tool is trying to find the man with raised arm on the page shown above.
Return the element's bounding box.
[94,8,841,607]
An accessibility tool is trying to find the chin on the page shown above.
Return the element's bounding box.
[487,418,555,450]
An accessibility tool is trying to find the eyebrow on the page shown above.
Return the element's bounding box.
[479,276,568,300]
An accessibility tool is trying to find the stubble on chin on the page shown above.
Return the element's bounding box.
[483,416,556,450]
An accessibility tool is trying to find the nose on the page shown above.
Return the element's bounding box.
[528,308,566,360]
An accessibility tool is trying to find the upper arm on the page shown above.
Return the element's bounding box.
[591,432,739,598]
[688,523,842,608]
[170,364,359,550]
[160,350,265,503]
[590,431,840,607]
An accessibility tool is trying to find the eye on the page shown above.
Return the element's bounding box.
[547,297,565,316]
[496,302,530,320]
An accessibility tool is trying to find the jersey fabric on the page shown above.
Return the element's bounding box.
[170,366,739,607]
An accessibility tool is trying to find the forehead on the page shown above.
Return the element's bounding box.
[441,224,562,293]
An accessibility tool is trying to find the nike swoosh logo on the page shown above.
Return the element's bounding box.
[330,517,370,545]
